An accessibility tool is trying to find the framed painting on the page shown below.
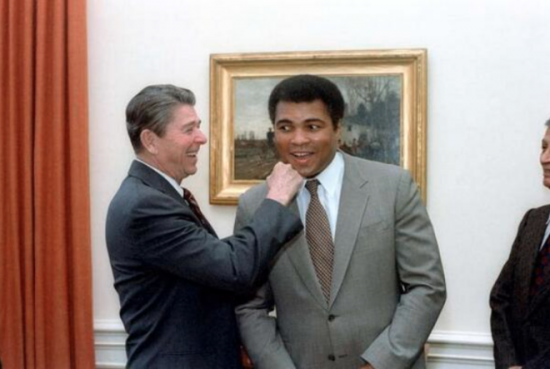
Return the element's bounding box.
[210,49,427,205]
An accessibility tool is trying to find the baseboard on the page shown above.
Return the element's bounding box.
[428,331,494,368]
[94,320,495,368]
[95,320,127,369]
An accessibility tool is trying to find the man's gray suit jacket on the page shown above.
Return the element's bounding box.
[235,154,446,369]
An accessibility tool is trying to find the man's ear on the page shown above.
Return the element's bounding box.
[140,129,159,155]
[335,120,342,136]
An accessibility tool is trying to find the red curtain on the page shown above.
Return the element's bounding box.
[0,0,95,367]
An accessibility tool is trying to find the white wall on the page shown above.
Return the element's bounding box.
[88,0,550,367]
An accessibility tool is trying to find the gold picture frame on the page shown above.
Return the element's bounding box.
[209,49,427,205]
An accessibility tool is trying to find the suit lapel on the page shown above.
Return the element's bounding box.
[129,160,218,237]
[129,160,184,203]
[286,195,330,308]
[330,155,369,306]
[525,206,550,318]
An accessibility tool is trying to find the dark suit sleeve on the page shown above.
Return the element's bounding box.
[489,210,531,369]
[111,187,303,293]
[524,347,550,369]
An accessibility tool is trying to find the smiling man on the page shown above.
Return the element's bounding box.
[106,84,305,368]
[490,119,550,369]
[235,75,446,369]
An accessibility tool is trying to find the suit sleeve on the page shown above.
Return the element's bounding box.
[111,188,303,293]
[489,210,531,369]
[362,170,447,369]
[234,194,297,369]
[524,347,550,369]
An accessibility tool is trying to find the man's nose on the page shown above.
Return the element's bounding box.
[195,129,207,144]
[290,129,309,145]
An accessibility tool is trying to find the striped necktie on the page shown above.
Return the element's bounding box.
[183,188,213,232]
[530,236,550,297]
[305,179,334,303]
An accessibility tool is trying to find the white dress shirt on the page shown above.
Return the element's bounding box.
[136,158,184,197]
[296,152,344,241]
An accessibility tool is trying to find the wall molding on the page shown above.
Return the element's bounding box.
[94,320,495,368]
[95,320,127,369]
[428,331,494,368]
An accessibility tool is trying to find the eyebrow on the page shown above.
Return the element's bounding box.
[182,120,201,129]
[275,118,325,125]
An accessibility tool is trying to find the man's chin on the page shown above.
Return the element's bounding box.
[297,168,318,179]
[184,167,198,177]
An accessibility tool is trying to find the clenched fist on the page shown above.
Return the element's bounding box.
[265,162,303,206]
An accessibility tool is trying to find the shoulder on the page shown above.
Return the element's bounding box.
[521,204,550,222]
[519,204,550,228]
[342,153,411,194]
[108,175,180,220]
[530,204,550,216]
[239,182,268,204]
[344,153,406,178]
[236,183,269,221]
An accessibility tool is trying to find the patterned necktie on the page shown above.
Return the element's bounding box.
[530,236,550,297]
[183,188,213,231]
[305,179,334,303]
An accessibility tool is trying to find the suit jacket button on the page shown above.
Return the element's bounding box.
[328,354,336,361]
[328,314,336,321]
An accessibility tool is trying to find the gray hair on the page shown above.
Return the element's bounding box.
[126,84,196,152]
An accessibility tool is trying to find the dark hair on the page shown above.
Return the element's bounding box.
[546,117,550,127]
[126,84,196,152]
[268,75,345,129]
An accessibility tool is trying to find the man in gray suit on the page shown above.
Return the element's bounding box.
[106,84,304,368]
[235,75,446,369]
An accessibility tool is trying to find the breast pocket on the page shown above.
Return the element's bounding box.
[361,219,390,233]
[357,219,393,252]
[351,219,397,294]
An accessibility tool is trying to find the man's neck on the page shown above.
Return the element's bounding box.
[135,156,184,197]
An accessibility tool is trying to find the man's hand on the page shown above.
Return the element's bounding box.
[359,364,374,369]
[509,366,522,369]
[265,162,303,206]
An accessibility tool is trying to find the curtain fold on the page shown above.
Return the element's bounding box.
[0,0,95,367]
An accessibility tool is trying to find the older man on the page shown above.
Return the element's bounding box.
[490,119,550,369]
[106,84,303,368]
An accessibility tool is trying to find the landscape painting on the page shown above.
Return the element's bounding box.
[209,50,427,205]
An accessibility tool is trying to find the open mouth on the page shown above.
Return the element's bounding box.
[290,152,314,164]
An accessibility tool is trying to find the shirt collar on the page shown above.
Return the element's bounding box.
[135,158,184,197]
[303,151,344,195]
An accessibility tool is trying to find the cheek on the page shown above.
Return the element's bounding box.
[274,137,287,152]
